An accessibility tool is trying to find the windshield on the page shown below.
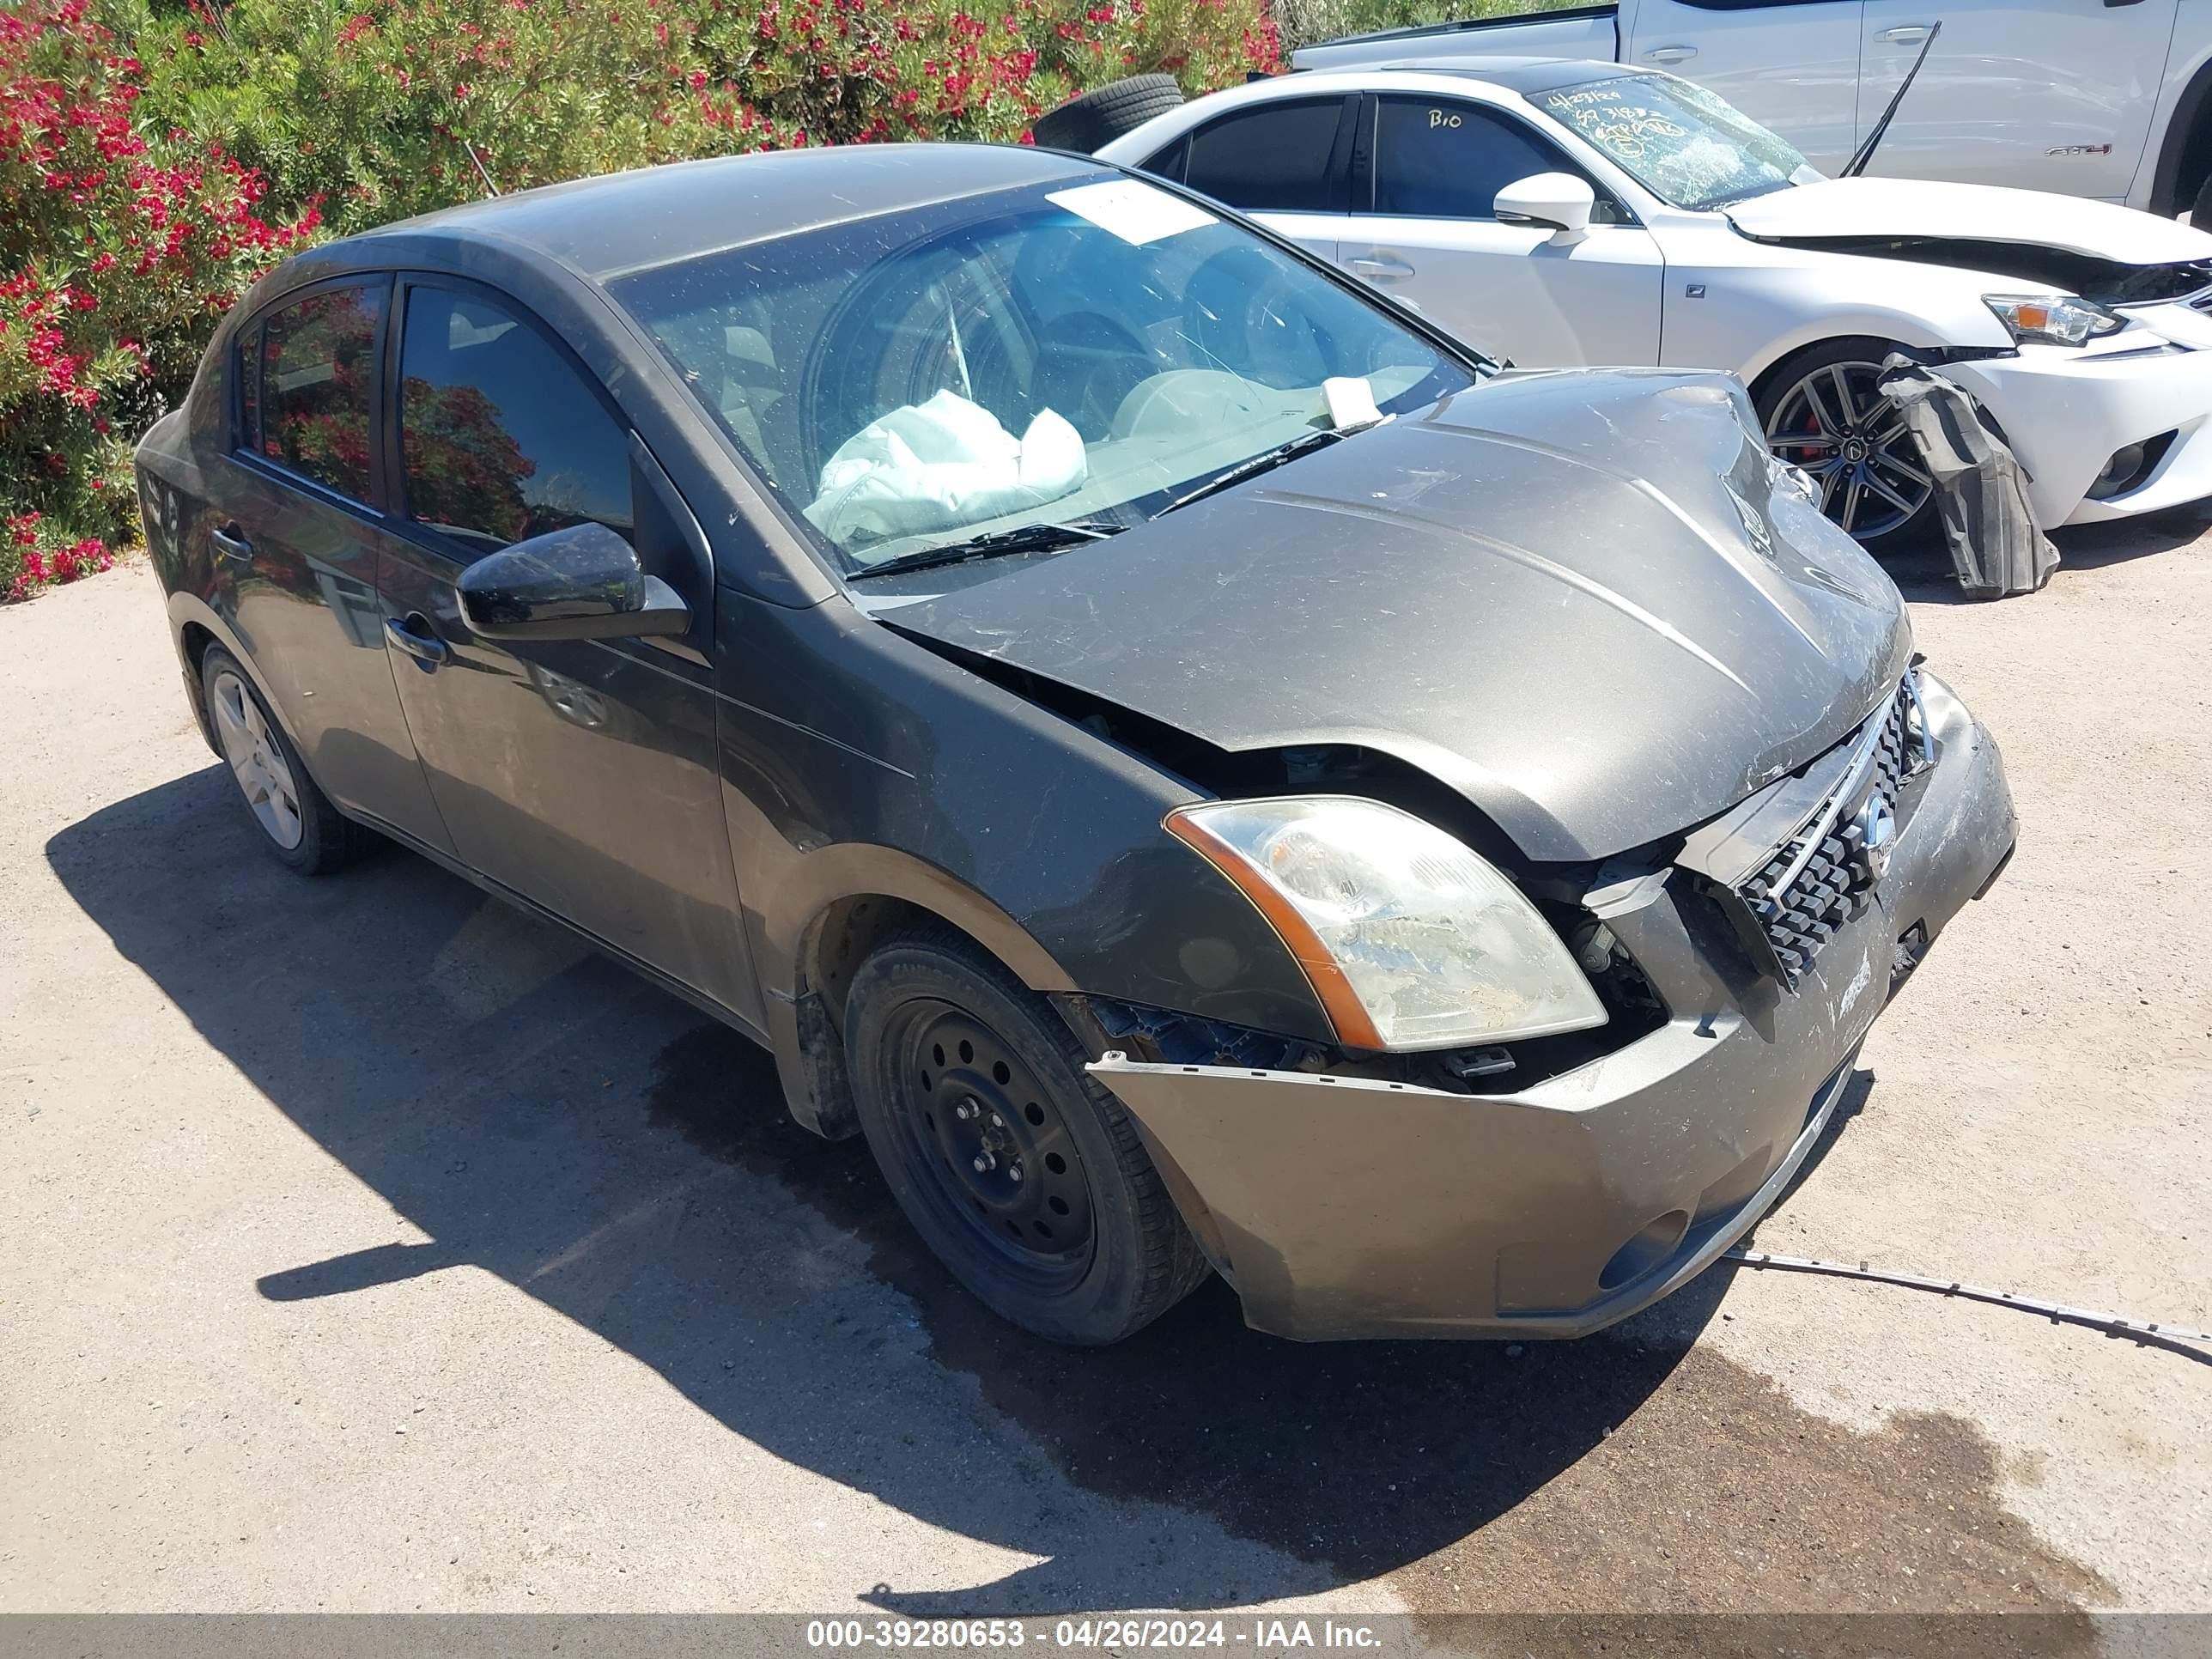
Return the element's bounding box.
[610,174,1478,573]
[1534,73,1821,211]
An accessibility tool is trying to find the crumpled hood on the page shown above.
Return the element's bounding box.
[1726,177,2212,267]
[882,369,1911,863]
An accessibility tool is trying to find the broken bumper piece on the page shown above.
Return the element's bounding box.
[1087,672,2016,1342]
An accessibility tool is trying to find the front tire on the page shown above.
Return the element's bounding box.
[199,645,366,875]
[843,928,1210,1345]
[1755,339,1939,550]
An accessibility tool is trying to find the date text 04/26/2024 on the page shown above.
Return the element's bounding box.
[805,1619,1383,1650]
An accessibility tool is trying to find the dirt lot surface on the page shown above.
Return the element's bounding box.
[2,521,2207,1625]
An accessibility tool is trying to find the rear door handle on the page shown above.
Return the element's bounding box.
[1878,25,1930,41]
[210,523,253,564]
[1347,255,1417,279]
[384,614,451,667]
[1643,45,1697,63]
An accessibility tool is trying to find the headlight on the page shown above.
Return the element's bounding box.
[1164,796,1608,1052]
[1983,293,2124,347]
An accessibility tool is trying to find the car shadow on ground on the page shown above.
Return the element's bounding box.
[46,767,1876,1613]
[1886,506,2209,605]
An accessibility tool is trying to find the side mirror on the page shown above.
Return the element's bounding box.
[456,522,690,642]
[1494,172,1596,240]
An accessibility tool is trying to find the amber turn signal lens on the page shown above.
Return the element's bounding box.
[1164,808,1389,1052]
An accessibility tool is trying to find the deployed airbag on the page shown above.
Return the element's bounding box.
[1877,358,2058,600]
[807,390,1087,549]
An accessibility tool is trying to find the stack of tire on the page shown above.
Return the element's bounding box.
[1029,75,1186,153]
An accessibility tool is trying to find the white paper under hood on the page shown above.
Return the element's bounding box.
[1726,177,2212,267]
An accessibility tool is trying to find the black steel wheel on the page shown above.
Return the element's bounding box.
[885,1000,1097,1288]
[844,928,1210,1345]
[1756,340,1937,548]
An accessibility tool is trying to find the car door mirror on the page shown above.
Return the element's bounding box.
[456,522,690,642]
[1494,173,1596,240]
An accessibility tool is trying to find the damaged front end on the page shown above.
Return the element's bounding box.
[865,364,2016,1340]
[1721,176,2212,309]
[1080,671,2016,1341]
[1742,234,2212,311]
[1875,360,2059,599]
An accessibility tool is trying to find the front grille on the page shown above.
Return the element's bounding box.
[1738,676,1925,989]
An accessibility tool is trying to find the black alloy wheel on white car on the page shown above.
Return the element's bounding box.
[1757,340,1939,548]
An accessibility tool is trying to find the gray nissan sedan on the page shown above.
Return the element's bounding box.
[134,143,2017,1346]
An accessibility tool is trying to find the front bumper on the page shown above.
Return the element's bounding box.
[1940,312,2212,526]
[1089,674,2015,1341]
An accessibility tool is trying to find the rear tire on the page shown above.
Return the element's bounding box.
[843,927,1210,1345]
[199,645,367,875]
[1754,338,1939,550]
[1030,75,1185,155]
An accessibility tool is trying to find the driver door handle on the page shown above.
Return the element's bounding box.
[1644,45,1697,63]
[385,613,451,667]
[1347,255,1416,279]
[1878,25,1930,42]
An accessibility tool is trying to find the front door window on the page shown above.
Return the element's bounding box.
[397,289,635,558]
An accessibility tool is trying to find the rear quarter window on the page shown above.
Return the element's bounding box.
[235,326,262,453]
[1182,98,1349,214]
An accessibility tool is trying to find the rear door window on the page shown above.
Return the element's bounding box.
[396,285,634,558]
[246,282,388,502]
[1370,96,1601,220]
[1182,97,1352,213]
[1139,133,1189,184]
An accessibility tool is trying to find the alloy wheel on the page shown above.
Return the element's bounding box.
[1765,360,1935,540]
[886,999,1097,1290]
[210,669,305,850]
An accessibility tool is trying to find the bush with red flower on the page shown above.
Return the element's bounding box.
[1,0,316,600]
[135,0,1277,238]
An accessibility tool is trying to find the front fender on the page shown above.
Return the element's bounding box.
[1655,243,2015,388]
[752,847,1078,1140]
[711,586,1340,1131]
[762,842,1075,1000]
[2144,40,2212,215]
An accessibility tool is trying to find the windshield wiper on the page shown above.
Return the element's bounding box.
[1153,427,1351,518]
[848,520,1122,580]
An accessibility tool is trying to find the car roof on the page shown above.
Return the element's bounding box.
[1357,55,1644,95]
[1121,58,1646,136]
[336,143,1105,282]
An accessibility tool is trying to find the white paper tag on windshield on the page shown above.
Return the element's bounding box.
[1047,179,1216,246]
[1322,376,1384,430]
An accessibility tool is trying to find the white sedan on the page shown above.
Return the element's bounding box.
[1097,59,2212,544]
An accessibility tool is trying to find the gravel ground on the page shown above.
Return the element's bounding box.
[1,521,2205,1623]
